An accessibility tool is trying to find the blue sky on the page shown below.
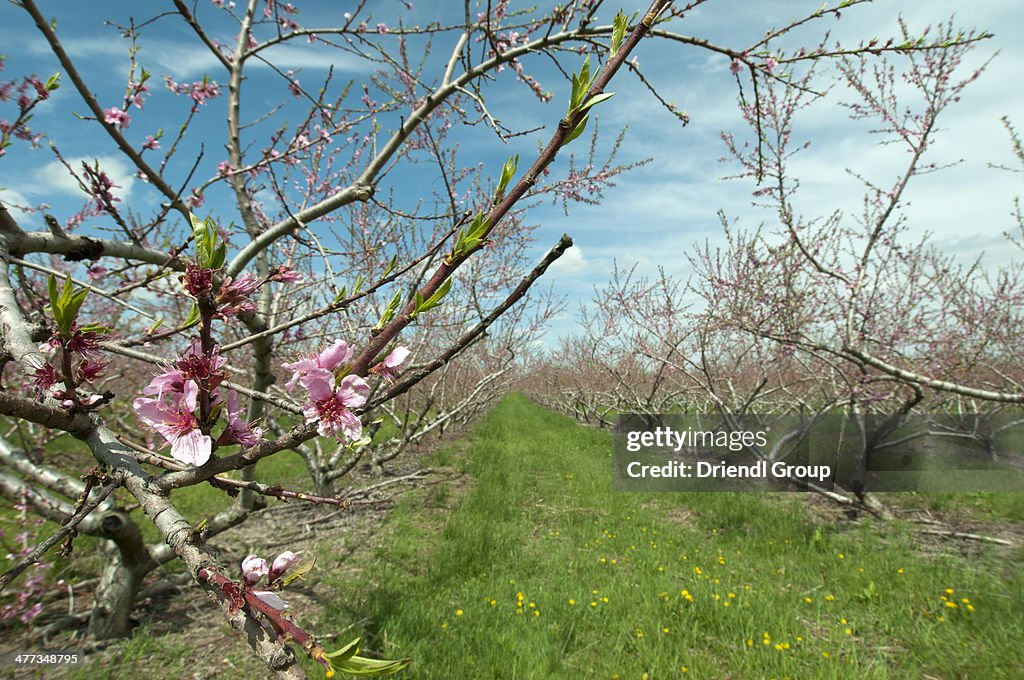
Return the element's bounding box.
[1,1,1022,344]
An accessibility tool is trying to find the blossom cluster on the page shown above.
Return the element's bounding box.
[133,341,262,466]
[0,73,56,154]
[164,76,222,110]
[32,325,108,408]
[282,341,409,443]
[241,550,299,610]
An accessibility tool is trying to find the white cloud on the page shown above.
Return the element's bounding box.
[32,155,137,204]
[548,244,589,276]
[0,187,42,228]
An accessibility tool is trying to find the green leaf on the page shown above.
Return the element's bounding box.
[44,72,61,91]
[452,212,489,260]
[373,289,403,331]
[497,153,519,195]
[280,555,317,587]
[211,242,226,270]
[76,323,112,335]
[47,274,59,314]
[332,653,412,676]
[181,303,200,328]
[191,214,220,269]
[563,114,590,146]
[610,10,630,57]
[65,287,89,325]
[568,55,594,115]
[333,286,348,305]
[382,253,398,279]
[411,277,452,318]
[323,637,361,662]
[577,91,615,114]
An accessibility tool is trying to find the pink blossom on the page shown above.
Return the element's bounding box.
[300,370,369,441]
[103,106,130,128]
[86,264,108,280]
[76,358,107,383]
[217,160,233,176]
[133,381,212,466]
[142,135,160,150]
[182,263,214,297]
[376,23,389,34]
[762,56,778,74]
[281,339,353,391]
[729,59,744,75]
[173,340,227,390]
[269,265,302,283]
[241,554,268,585]
[31,364,61,390]
[218,272,261,302]
[187,190,205,209]
[370,345,410,383]
[268,551,299,581]
[219,390,262,447]
[286,70,302,98]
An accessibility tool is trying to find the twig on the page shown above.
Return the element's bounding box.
[0,472,122,592]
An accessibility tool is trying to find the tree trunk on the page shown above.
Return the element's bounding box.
[87,510,154,639]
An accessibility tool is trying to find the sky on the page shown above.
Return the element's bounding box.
[1,1,1022,345]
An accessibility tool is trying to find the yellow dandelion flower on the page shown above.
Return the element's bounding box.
[944,601,958,609]
[844,628,852,636]
[569,599,576,606]
[681,666,688,673]
[694,567,702,575]
[840,618,847,624]
[805,597,813,603]
[441,622,447,629]
[728,592,736,598]
[590,601,597,607]
[822,652,830,658]
[825,594,835,602]
[490,599,497,606]
[967,604,975,612]
[456,609,463,616]
[945,588,954,595]
[838,553,845,559]
[663,627,670,634]
[601,596,609,603]
[635,628,645,638]
[747,639,754,648]
[533,610,540,617]
[610,559,617,565]
[897,568,904,575]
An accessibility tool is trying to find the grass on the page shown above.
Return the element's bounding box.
[4,395,1023,678]
[311,393,1024,679]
